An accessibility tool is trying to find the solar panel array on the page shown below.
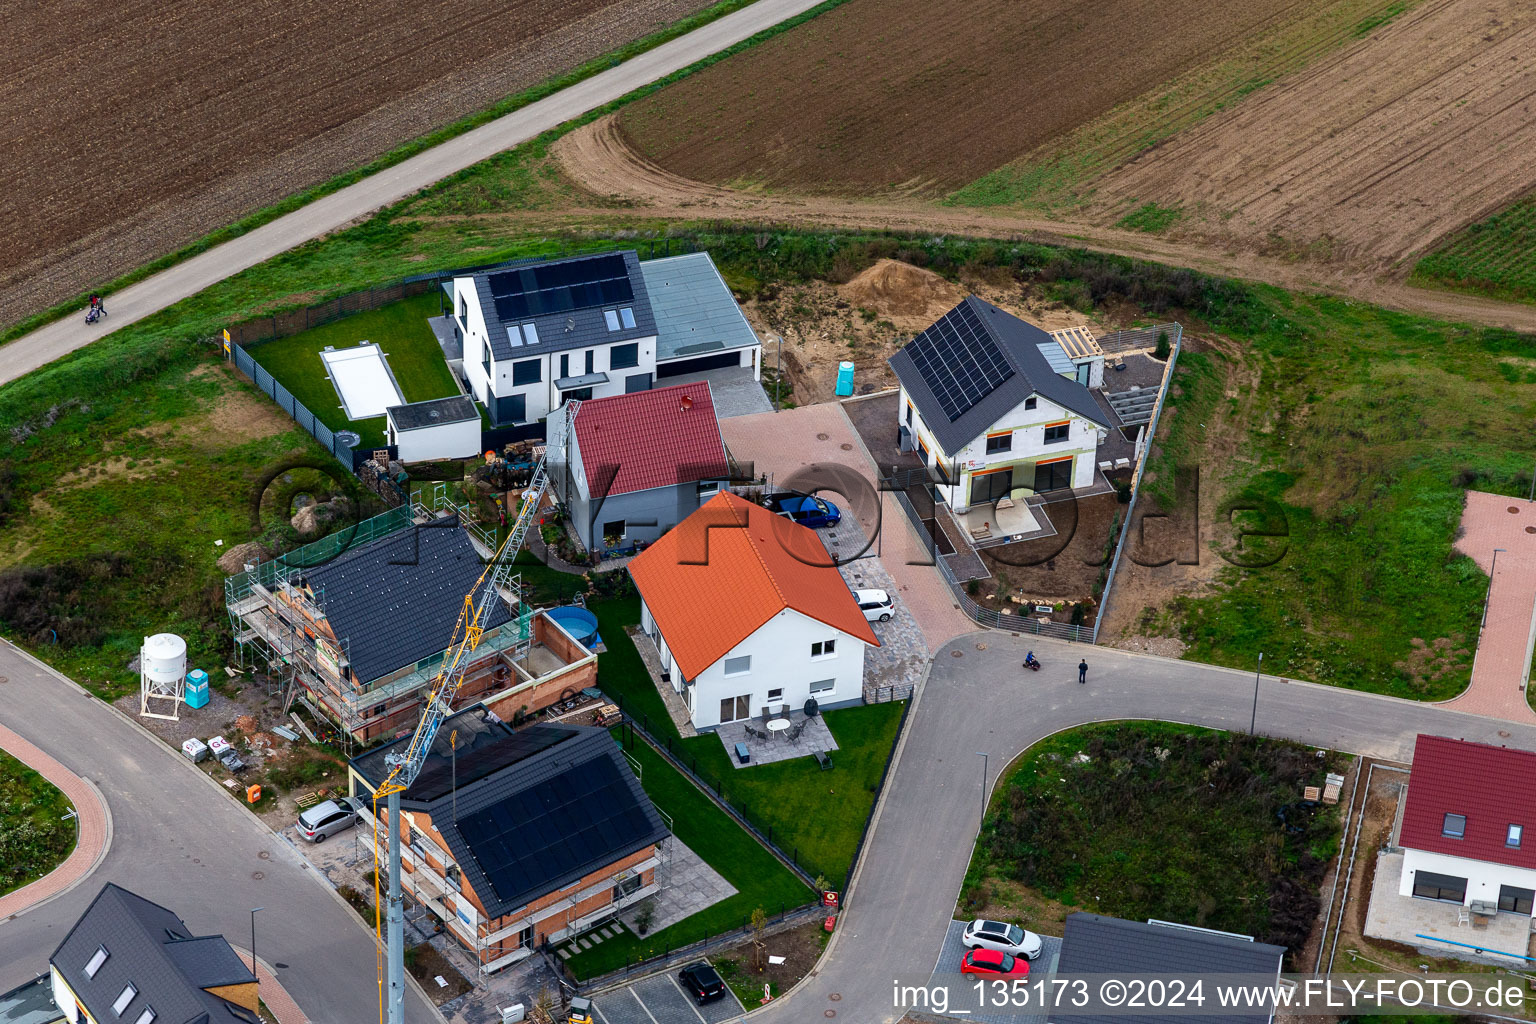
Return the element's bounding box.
[489,253,634,321]
[458,754,657,905]
[905,302,1014,421]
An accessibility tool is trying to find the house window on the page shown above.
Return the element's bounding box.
[1036,457,1074,492]
[1044,422,1070,444]
[560,354,570,378]
[905,402,914,427]
[811,640,837,658]
[602,520,626,543]
[723,656,752,676]
[565,387,593,401]
[697,480,721,497]
[585,350,596,375]
[1411,870,1467,903]
[520,322,540,346]
[767,688,784,702]
[810,678,835,695]
[1024,397,1037,410]
[113,984,138,1016]
[1443,813,1467,838]
[458,295,467,323]
[481,341,492,378]
[1500,885,1535,914]
[497,394,526,424]
[970,469,1014,506]
[512,358,541,386]
[613,873,644,900]
[605,307,637,331]
[85,946,109,978]
[133,1009,157,1024]
[1510,824,1524,847]
[446,865,462,892]
[611,343,640,370]
[985,433,1012,454]
[719,694,751,723]
[516,923,534,948]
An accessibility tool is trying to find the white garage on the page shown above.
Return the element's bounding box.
[385,396,481,463]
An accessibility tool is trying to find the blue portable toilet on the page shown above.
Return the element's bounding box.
[835,360,855,397]
[185,669,210,709]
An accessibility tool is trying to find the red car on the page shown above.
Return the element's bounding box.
[961,948,1030,977]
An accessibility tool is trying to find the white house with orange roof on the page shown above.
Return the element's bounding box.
[627,491,879,730]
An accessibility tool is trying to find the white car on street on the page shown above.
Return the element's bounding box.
[854,589,894,622]
[963,918,1044,960]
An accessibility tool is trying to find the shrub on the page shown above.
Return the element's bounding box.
[1155,330,1171,360]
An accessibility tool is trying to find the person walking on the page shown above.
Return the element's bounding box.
[1078,658,1088,684]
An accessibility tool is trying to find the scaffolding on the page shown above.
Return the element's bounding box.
[223,501,533,750]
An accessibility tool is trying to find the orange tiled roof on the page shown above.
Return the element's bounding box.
[627,492,878,679]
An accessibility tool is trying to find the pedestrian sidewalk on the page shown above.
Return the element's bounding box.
[0,721,110,920]
[230,946,311,1024]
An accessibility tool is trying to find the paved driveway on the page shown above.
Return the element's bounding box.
[0,639,436,1022]
[750,632,1536,1024]
[593,966,745,1024]
[1442,491,1536,721]
[926,920,1061,1024]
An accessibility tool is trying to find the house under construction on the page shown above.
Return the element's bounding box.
[225,503,598,747]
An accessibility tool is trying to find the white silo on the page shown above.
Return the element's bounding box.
[140,632,188,721]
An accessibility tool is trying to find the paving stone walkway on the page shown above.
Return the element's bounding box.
[0,722,110,921]
[1440,492,1536,722]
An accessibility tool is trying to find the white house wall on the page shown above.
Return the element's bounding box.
[455,277,493,405]
[682,607,866,729]
[1399,847,1536,914]
[391,418,482,463]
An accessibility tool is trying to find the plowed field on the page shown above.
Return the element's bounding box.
[616,0,1326,195]
[0,0,712,322]
[1086,0,1536,264]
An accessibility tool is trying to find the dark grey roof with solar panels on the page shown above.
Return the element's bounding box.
[50,883,260,1024]
[889,296,1109,455]
[471,250,657,361]
[350,709,670,919]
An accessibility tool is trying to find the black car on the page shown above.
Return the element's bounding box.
[678,961,727,1004]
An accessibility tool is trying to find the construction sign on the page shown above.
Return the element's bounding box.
[222,328,231,356]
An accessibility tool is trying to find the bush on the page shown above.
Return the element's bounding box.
[1155,330,1171,360]
[0,555,126,647]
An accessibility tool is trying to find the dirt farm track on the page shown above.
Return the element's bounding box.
[0,0,715,326]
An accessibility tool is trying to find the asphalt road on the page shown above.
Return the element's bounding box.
[756,633,1536,1024]
[0,639,434,1023]
[0,0,828,390]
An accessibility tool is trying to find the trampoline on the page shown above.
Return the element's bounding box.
[321,343,405,420]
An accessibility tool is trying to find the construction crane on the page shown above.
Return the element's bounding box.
[367,401,578,1024]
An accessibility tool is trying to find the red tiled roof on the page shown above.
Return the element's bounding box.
[573,383,728,498]
[1399,734,1536,869]
[626,492,879,679]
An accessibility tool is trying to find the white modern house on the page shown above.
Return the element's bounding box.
[446,250,761,427]
[1396,734,1536,918]
[626,492,878,730]
[889,297,1112,544]
[385,395,481,463]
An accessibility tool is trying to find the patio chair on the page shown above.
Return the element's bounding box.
[787,722,806,743]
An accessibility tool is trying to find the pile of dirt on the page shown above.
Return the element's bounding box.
[290,497,351,537]
[217,540,269,574]
[840,259,966,322]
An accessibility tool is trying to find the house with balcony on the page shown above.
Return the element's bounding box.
[889,297,1112,546]
[226,510,596,746]
[349,707,670,973]
[50,883,260,1024]
[446,250,761,427]
[627,491,878,730]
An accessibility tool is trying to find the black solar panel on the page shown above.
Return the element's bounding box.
[488,253,634,321]
[458,754,657,904]
[905,302,1014,421]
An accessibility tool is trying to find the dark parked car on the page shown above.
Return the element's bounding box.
[764,492,842,528]
[678,961,727,1004]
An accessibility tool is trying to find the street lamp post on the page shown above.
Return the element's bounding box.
[1250,653,1263,735]
[1481,548,1506,633]
[976,752,989,834]
[250,907,264,989]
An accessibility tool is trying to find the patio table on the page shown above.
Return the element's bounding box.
[766,718,791,739]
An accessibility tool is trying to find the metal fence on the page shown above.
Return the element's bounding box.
[1092,324,1183,643]
[868,684,914,703]
[231,341,361,468]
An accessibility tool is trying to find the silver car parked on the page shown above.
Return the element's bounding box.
[297,797,360,843]
[963,918,1044,960]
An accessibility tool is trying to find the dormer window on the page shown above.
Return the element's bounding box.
[1509,824,1523,847]
[1443,813,1466,838]
[604,307,636,331]
[113,983,137,1015]
[85,946,109,977]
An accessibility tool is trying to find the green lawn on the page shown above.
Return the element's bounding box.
[0,749,77,897]
[964,723,1346,961]
[584,594,905,887]
[243,292,461,445]
[562,733,812,978]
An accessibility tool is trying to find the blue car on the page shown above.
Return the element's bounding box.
[766,492,842,528]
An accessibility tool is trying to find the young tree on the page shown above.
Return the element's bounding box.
[751,906,768,972]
